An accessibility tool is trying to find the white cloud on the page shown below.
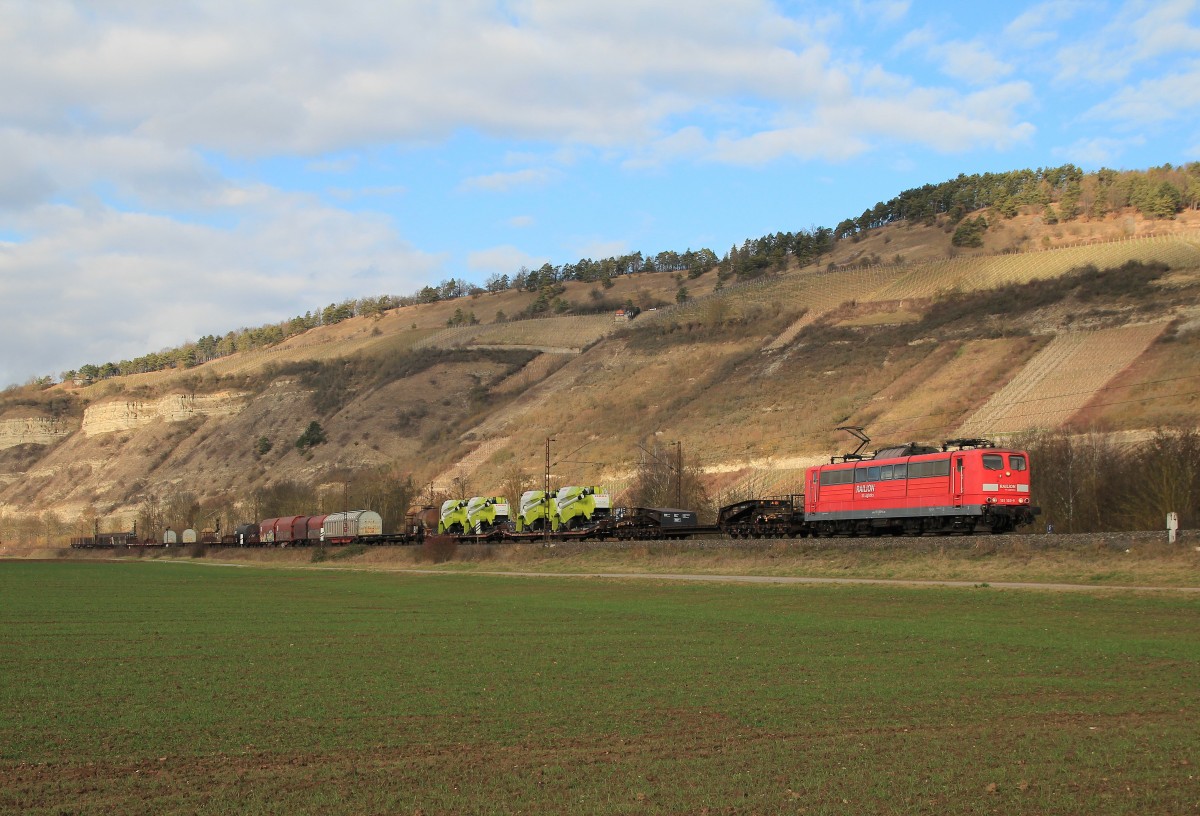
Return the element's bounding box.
[466,245,547,275]
[570,238,629,261]
[459,168,560,193]
[893,24,936,54]
[1128,0,1200,61]
[712,124,870,164]
[852,0,911,25]
[938,41,1013,86]
[0,1,1037,160]
[1004,0,1086,48]
[327,185,408,202]
[1055,135,1145,165]
[667,78,1035,165]
[0,196,439,385]
[507,215,536,228]
[1054,0,1200,85]
[1084,63,1200,126]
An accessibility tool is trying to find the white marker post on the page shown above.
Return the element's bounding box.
[1166,511,1179,545]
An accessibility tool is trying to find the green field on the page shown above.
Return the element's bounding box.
[1,561,1197,815]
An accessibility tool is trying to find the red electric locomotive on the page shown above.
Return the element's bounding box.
[805,431,1038,536]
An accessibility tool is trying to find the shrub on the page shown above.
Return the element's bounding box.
[951,216,988,247]
[295,421,327,451]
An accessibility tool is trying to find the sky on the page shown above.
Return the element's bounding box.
[2,0,1199,388]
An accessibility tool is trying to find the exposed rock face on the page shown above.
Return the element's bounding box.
[0,417,73,450]
[80,393,248,436]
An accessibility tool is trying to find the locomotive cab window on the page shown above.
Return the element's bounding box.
[881,464,893,480]
[856,468,869,483]
[894,463,906,479]
[867,466,880,481]
[982,454,1005,471]
[1009,454,1027,471]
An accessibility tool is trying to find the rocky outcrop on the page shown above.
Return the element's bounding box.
[0,417,73,450]
[81,392,248,436]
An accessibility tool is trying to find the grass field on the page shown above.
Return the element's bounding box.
[2,560,1198,814]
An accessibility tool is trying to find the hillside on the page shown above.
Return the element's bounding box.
[2,206,1200,543]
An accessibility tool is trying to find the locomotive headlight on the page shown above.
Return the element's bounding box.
[1005,470,1011,476]
[986,496,995,503]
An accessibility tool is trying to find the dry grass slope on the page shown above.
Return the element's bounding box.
[414,314,618,352]
[872,234,1200,300]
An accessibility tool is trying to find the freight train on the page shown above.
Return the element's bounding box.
[70,433,1039,548]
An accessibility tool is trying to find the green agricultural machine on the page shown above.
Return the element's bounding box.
[466,495,510,534]
[553,485,612,531]
[515,490,557,532]
[438,499,471,535]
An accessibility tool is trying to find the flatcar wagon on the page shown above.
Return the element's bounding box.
[718,496,805,538]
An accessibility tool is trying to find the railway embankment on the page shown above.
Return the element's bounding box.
[14,529,1198,589]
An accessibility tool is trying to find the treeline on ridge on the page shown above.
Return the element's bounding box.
[39,163,1200,390]
[835,162,1200,239]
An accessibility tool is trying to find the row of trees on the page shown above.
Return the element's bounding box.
[835,163,1200,239]
[479,249,721,296]
[1020,428,1200,534]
